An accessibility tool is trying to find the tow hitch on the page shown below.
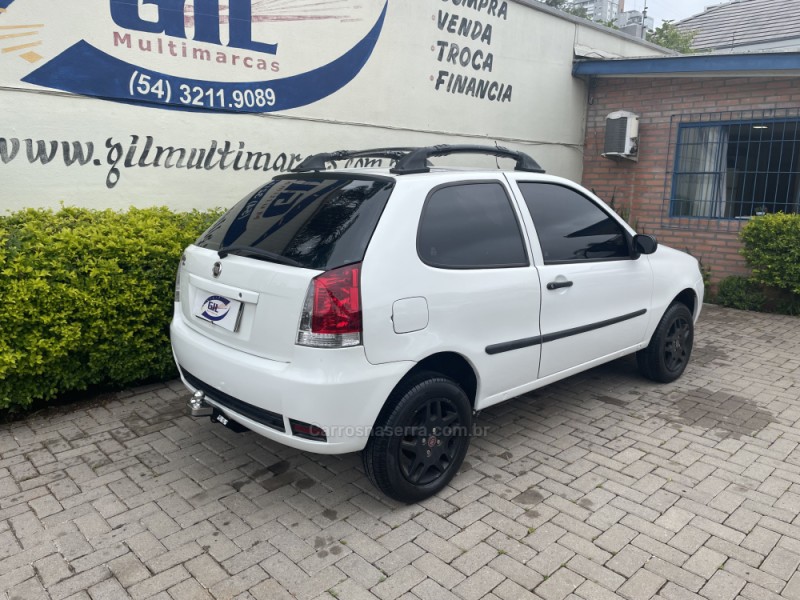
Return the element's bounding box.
[187,391,248,433]
[187,390,213,417]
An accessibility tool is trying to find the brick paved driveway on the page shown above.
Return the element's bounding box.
[2,304,800,600]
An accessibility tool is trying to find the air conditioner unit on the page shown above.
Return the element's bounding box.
[603,110,639,161]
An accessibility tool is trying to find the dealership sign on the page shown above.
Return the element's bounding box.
[0,0,573,212]
[2,0,387,112]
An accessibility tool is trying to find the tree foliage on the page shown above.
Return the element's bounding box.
[544,0,588,18]
[647,21,697,54]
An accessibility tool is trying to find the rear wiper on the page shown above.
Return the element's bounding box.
[217,245,303,267]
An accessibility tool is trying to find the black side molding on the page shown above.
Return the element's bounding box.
[486,336,542,355]
[485,309,647,355]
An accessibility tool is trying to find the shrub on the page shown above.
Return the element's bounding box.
[0,206,221,412]
[740,213,800,295]
[776,295,800,316]
[714,276,765,312]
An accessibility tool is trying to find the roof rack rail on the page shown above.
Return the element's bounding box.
[390,144,544,175]
[291,147,419,172]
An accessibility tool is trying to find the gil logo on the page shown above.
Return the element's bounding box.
[110,0,279,55]
[2,0,388,113]
[200,295,232,321]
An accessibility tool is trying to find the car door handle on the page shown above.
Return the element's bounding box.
[546,280,573,290]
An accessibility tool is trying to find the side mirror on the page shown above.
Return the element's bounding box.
[633,234,658,256]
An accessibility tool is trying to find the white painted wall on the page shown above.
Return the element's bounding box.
[0,0,667,212]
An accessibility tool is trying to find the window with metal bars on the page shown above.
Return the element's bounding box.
[670,118,800,221]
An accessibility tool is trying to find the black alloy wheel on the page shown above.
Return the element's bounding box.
[663,312,692,373]
[398,396,466,486]
[637,302,694,383]
[363,372,472,503]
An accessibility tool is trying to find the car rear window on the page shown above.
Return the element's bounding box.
[196,175,395,270]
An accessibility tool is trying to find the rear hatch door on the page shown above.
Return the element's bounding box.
[178,174,395,362]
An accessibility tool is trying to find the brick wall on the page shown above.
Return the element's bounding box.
[580,76,800,286]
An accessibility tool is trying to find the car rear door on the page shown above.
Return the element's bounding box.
[506,177,654,379]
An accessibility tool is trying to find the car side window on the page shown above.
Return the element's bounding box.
[518,183,630,264]
[417,182,528,269]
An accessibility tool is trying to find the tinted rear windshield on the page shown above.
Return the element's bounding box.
[196,175,395,270]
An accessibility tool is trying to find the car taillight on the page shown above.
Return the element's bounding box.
[297,262,362,349]
[174,253,186,303]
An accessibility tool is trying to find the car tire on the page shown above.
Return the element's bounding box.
[637,302,694,383]
[362,372,472,504]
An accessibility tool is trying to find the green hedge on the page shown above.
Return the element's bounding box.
[740,213,800,295]
[715,275,765,312]
[0,206,221,411]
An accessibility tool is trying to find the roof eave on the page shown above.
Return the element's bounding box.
[573,52,800,77]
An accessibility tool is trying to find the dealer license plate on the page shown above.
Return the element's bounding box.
[193,291,243,332]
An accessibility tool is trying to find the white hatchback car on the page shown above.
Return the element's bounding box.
[171,145,704,503]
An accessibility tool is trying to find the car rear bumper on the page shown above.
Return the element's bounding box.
[170,306,412,454]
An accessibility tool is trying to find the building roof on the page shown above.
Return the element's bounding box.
[677,0,800,51]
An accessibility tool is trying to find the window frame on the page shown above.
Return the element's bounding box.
[669,117,800,221]
[416,179,530,270]
[516,182,635,266]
